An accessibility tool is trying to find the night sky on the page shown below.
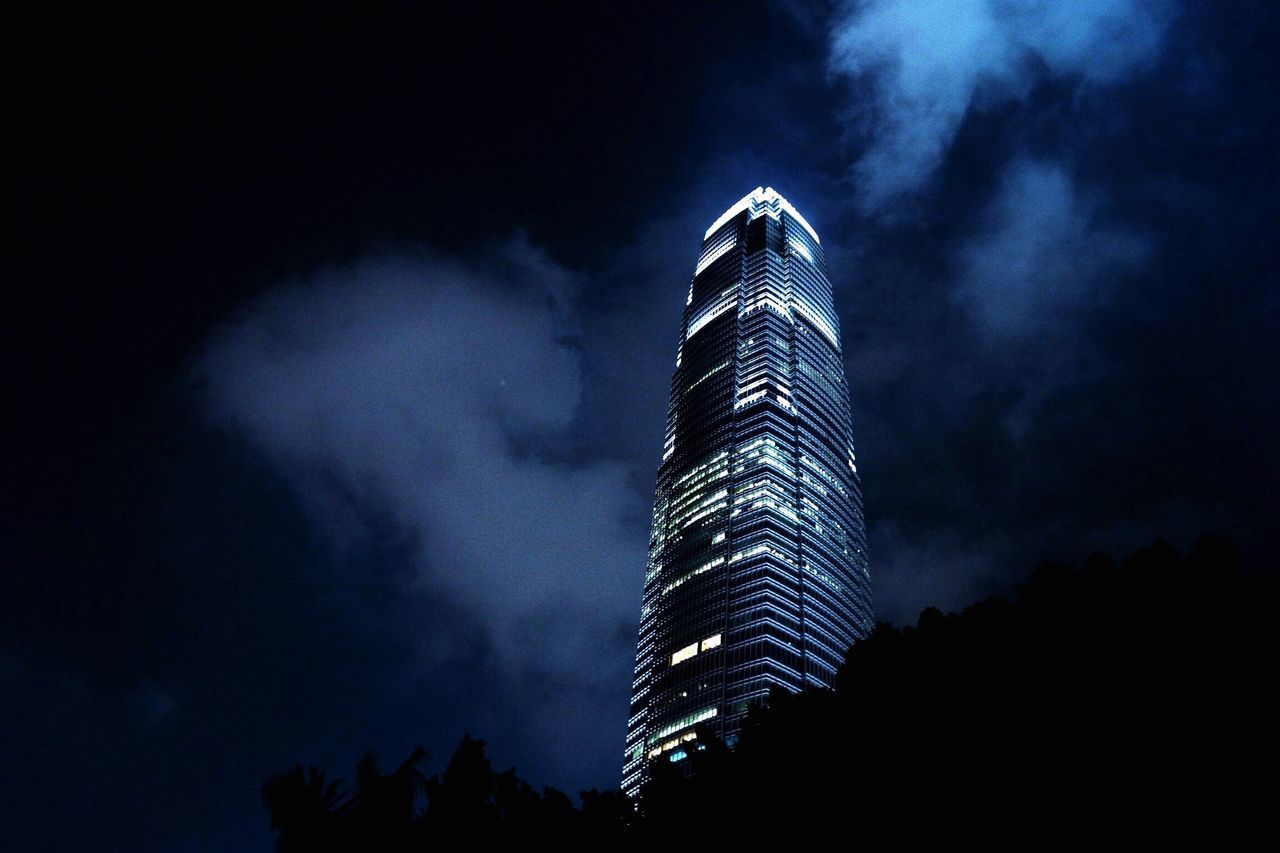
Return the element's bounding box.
[4,2,1278,849]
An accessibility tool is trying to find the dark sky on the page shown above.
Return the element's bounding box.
[4,1,1277,849]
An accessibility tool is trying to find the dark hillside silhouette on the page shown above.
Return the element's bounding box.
[266,534,1276,847]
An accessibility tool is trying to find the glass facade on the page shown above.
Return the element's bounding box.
[622,188,873,798]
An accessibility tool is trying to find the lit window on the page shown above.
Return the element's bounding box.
[649,708,718,744]
[700,634,722,652]
[687,298,736,340]
[671,642,699,666]
[788,237,814,263]
[792,299,839,347]
[694,235,736,276]
[647,731,698,759]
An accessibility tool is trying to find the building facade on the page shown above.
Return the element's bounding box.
[622,188,873,798]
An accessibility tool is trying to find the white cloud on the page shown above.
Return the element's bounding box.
[956,159,1147,337]
[196,237,645,696]
[829,0,1176,211]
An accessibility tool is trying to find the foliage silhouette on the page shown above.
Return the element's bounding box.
[262,765,347,853]
[266,534,1275,847]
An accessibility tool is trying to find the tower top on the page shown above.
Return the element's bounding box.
[703,186,821,245]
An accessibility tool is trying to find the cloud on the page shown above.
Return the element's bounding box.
[956,159,1147,338]
[195,237,646,773]
[829,0,1176,211]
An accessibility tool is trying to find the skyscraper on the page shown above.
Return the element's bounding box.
[623,188,872,798]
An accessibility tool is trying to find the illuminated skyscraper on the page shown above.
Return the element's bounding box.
[622,188,872,798]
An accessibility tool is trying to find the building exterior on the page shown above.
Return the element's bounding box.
[622,188,873,798]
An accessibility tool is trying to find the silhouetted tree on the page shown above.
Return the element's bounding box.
[262,765,346,853]
[265,534,1277,847]
[578,787,633,835]
[345,747,427,850]
[423,734,495,830]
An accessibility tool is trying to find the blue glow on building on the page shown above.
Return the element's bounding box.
[623,188,873,798]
